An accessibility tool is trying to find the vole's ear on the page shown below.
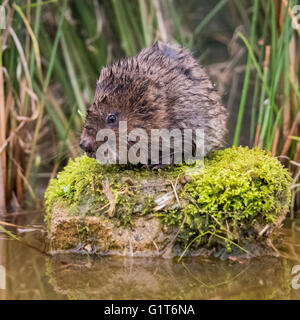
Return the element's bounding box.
[152,40,178,59]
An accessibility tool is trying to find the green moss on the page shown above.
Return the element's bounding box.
[44,147,292,252]
[159,147,292,250]
[44,156,107,224]
[188,147,290,217]
[44,155,169,226]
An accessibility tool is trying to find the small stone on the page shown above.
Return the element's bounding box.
[184,174,191,183]
[84,244,92,252]
[121,176,134,185]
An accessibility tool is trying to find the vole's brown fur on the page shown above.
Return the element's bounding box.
[80,41,228,165]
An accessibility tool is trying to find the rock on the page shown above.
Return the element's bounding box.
[49,205,177,257]
[45,147,292,258]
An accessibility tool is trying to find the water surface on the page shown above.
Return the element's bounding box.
[0,211,300,300]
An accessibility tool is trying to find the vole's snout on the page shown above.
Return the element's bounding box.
[80,139,93,154]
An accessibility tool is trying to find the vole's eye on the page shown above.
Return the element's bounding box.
[106,114,118,125]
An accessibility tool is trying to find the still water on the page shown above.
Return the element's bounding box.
[0,211,300,300]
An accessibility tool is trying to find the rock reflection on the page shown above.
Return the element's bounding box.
[47,253,300,299]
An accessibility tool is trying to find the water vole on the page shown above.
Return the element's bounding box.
[80,41,228,166]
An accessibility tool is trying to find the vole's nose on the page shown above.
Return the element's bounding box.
[80,140,93,153]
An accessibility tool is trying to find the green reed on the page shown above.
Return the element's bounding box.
[0,0,299,213]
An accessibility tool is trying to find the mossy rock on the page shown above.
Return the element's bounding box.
[44,147,291,258]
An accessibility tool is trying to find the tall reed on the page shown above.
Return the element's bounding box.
[0,0,299,214]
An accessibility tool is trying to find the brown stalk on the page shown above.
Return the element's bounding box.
[281,112,300,155]
[272,126,280,156]
[253,124,261,147]
[6,89,14,201]
[293,142,300,164]
[0,36,6,214]
[289,35,298,116]
[14,79,27,206]
[282,99,290,144]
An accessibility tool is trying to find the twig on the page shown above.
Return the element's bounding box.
[101,179,116,217]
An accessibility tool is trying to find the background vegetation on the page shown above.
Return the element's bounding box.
[0,0,299,216]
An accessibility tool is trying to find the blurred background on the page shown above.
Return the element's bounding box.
[0,0,299,215]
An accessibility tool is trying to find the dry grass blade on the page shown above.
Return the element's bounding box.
[0,220,43,230]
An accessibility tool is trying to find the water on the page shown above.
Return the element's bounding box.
[0,211,300,300]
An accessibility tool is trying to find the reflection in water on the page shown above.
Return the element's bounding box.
[47,254,300,300]
[0,212,300,300]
